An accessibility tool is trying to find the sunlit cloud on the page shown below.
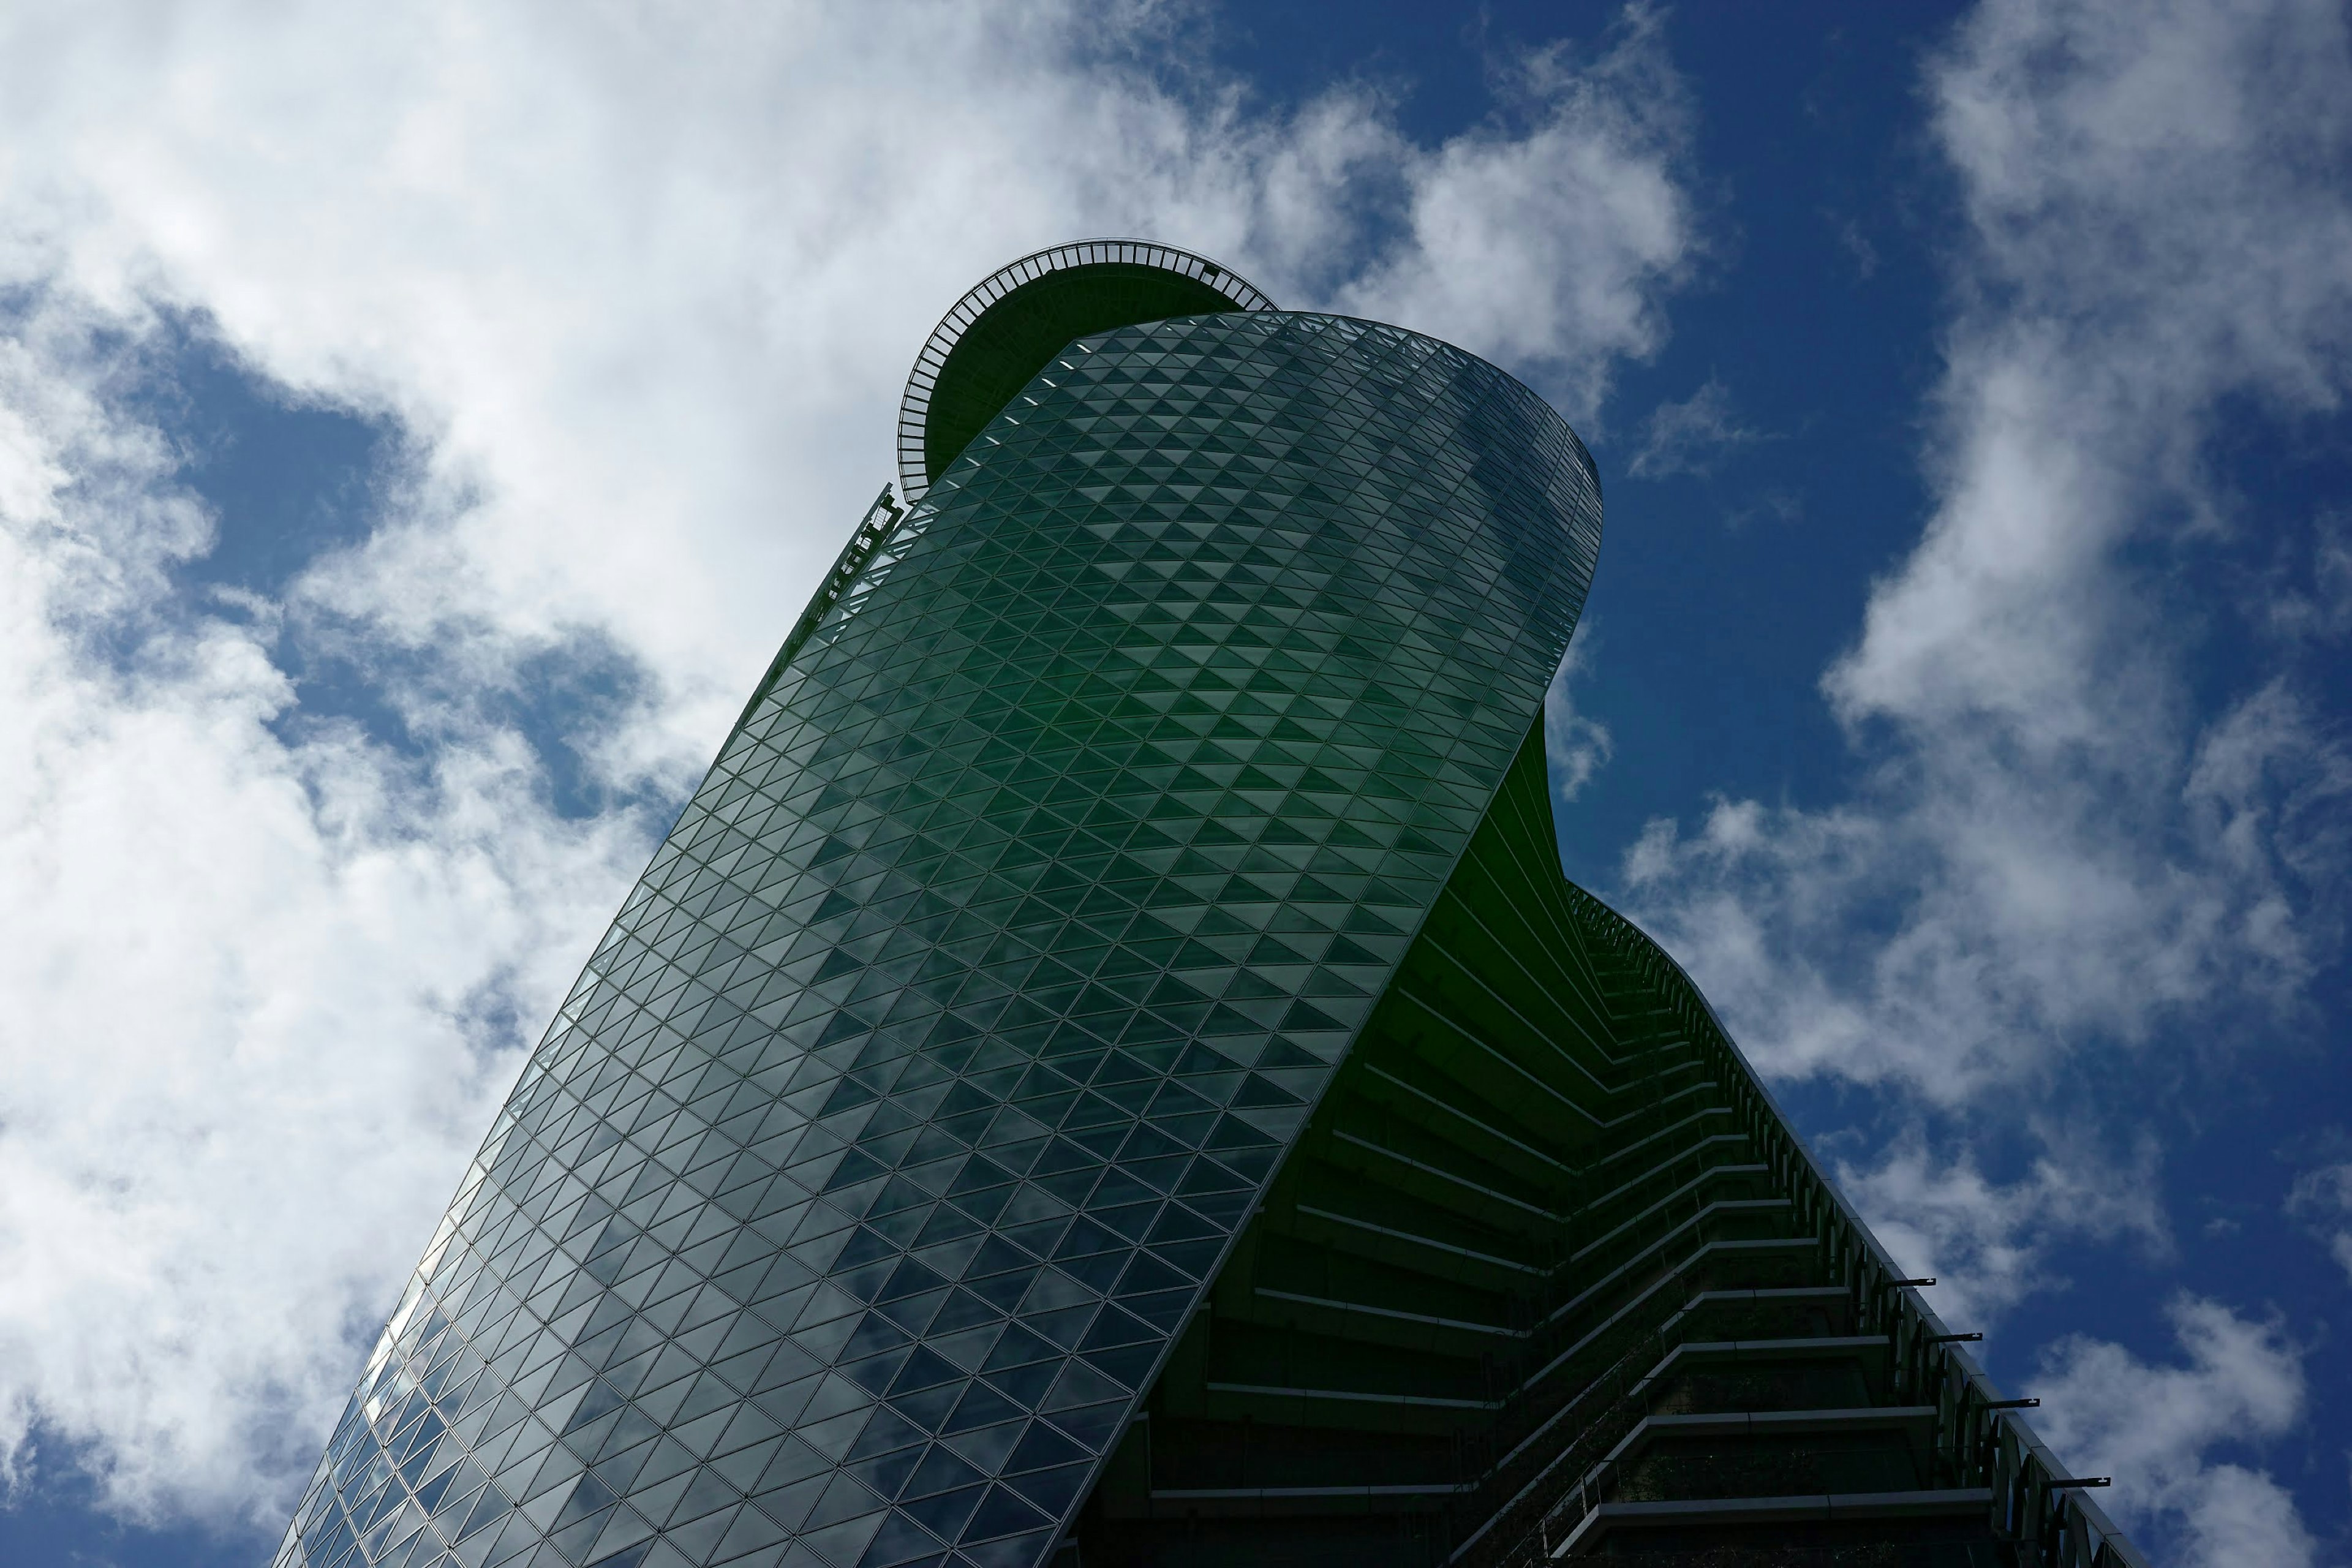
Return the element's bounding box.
[0,0,1703,1528]
[1608,10,2352,1479]
[2030,1295,2315,1568]
[1835,1126,2169,1329]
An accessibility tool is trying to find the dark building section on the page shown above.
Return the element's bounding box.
[278,244,2141,1568]
[1074,717,2143,1568]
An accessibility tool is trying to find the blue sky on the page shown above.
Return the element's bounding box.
[0,2,2347,1565]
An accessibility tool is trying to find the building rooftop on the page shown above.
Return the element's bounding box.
[896,239,1273,503]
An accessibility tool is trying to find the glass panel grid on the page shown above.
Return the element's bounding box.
[279,308,1600,1568]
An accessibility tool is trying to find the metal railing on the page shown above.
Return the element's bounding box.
[895,238,1275,503]
[730,483,911,734]
[1490,884,2150,1568]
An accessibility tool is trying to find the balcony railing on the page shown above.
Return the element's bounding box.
[1452,884,2146,1568]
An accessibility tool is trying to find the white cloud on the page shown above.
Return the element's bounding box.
[2285,1161,2352,1283]
[0,300,654,1521]
[1625,375,1758,480]
[1619,0,2352,1102]
[2030,1295,2315,1568]
[1834,1128,2167,1327]
[1545,622,1615,806]
[2257,511,2352,645]
[1333,5,1696,421]
[0,0,1703,1530]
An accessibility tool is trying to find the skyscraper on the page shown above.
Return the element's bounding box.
[279,241,2142,1568]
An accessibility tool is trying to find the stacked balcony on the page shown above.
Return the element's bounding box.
[1060,725,2130,1567]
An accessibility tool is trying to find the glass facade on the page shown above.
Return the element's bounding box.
[280,245,2141,1568]
[278,282,1601,1568]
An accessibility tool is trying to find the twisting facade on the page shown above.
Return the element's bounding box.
[281,243,2143,1568]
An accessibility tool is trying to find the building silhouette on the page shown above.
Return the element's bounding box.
[279,241,2142,1568]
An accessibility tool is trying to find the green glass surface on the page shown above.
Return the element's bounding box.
[277,307,1601,1568]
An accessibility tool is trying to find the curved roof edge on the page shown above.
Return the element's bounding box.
[897,239,1275,503]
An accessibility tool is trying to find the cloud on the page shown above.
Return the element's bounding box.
[2285,1161,2352,1282]
[2029,1295,2315,1568]
[1619,0,2352,1103]
[1827,211,1879,281]
[2258,510,2352,647]
[1334,4,1697,422]
[1545,622,1615,805]
[0,0,1704,1530]
[1834,1128,2168,1327]
[0,298,656,1522]
[1625,375,1760,480]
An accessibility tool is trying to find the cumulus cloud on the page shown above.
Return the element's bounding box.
[0,299,654,1520]
[1621,0,2352,1101]
[0,0,1703,1530]
[1335,4,1696,421]
[1835,1128,2167,1327]
[2030,1295,2316,1568]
